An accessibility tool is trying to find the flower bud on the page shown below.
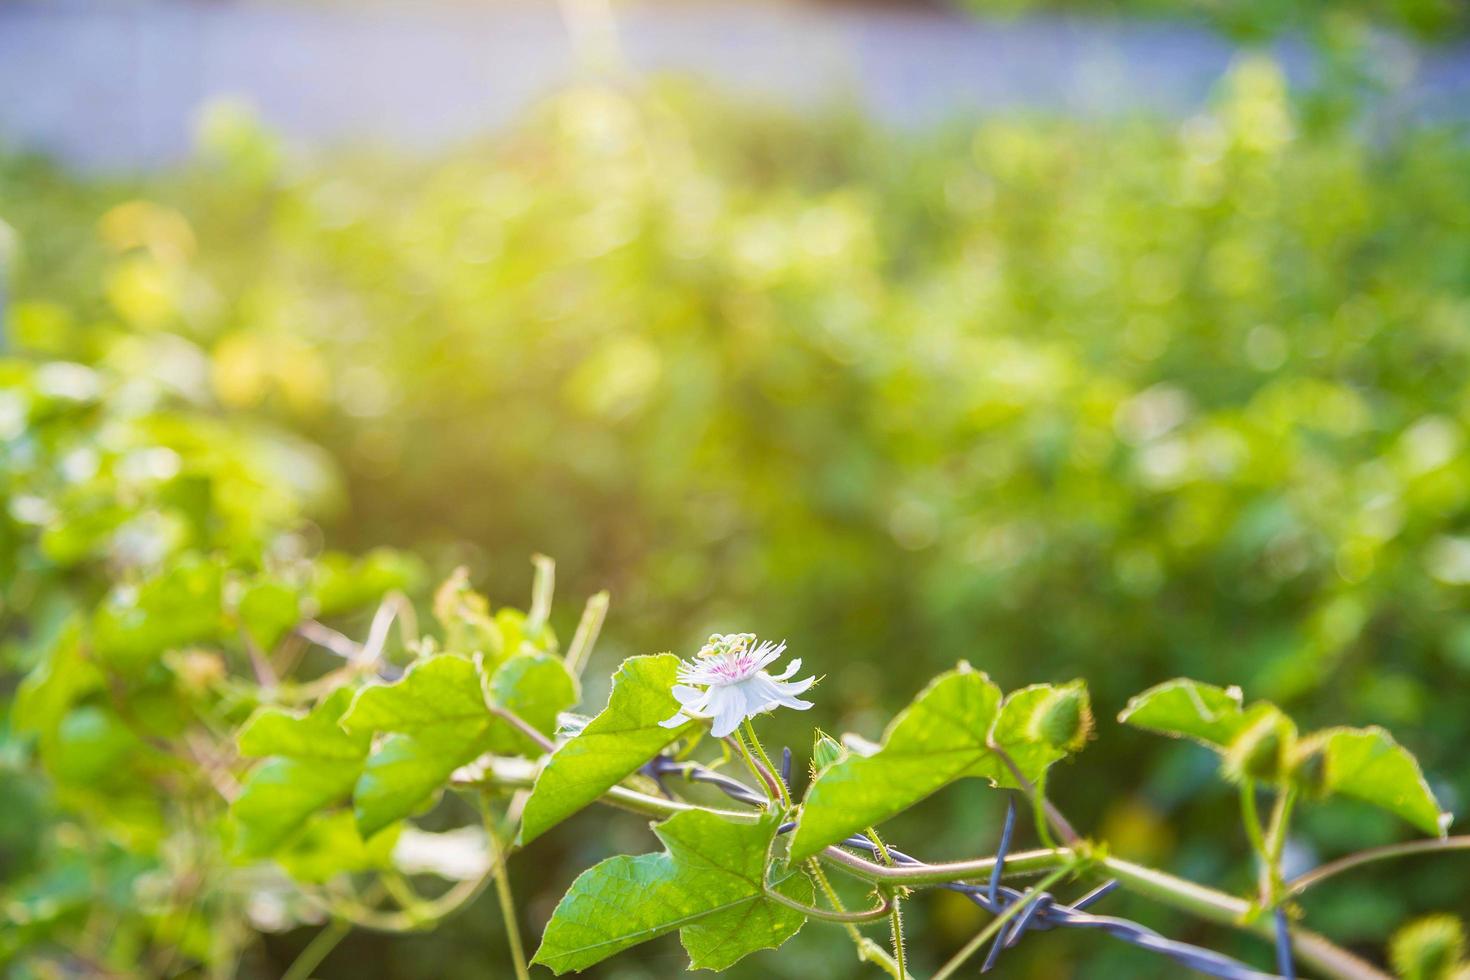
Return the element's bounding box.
[811,729,846,778]
[1390,914,1465,980]
[1222,711,1294,785]
[1027,684,1094,753]
[1289,736,1330,798]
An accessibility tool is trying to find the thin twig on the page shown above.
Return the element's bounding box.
[362,592,418,665]
[296,620,362,660]
[281,918,350,980]
[1284,835,1470,896]
[484,798,531,980]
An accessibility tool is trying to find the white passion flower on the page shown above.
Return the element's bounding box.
[660,633,815,738]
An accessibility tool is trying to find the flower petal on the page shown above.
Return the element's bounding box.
[659,712,691,730]
[770,657,803,681]
[708,686,747,738]
[774,674,815,697]
[753,640,786,671]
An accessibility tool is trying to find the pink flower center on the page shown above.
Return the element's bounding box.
[708,653,757,681]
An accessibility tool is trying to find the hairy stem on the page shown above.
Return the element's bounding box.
[467,756,1390,980]
[1263,785,1297,904]
[1239,781,1272,904]
[806,859,906,978]
[728,731,781,804]
[1100,856,1390,980]
[821,843,1067,885]
[864,829,907,980]
[743,720,792,808]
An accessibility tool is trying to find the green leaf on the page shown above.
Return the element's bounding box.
[13,618,102,738]
[275,811,401,884]
[532,810,809,974]
[232,688,369,857]
[92,557,225,672]
[237,578,301,653]
[1311,727,1450,837]
[1117,678,1251,750]
[311,548,423,619]
[354,732,472,837]
[343,652,576,835]
[792,664,1011,862]
[519,654,691,845]
[484,652,578,756]
[343,655,490,835]
[46,706,142,785]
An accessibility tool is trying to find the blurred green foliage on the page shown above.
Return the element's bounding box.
[3,52,1470,976]
[952,0,1466,39]
[0,360,422,972]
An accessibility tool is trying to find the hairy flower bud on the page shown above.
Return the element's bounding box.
[1289,736,1330,798]
[1027,684,1094,753]
[811,729,845,778]
[1390,914,1465,980]
[1222,711,1294,785]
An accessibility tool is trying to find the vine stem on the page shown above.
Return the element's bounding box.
[483,796,531,980]
[1239,781,1273,904]
[865,829,907,980]
[804,859,906,979]
[807,859,864,945]
[281,918,351,980]
[463,756,1392,980]
[930,864,1075,980]
[303,867,498,934]
[763,886,892,923]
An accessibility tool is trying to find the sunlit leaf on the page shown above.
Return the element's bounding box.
[1118,679,1251,750]
[792,664,1017,861]
[233,687,368,857]
[532,810,808,974]
[92,557,225,672]
[274,811,401,884]
[1310,727,1450,838]
[311,548,422,619]
[519,654,692,845]
[13,618,101,738]
[236,578,301,653]
[344,652,575,835]
[46,706,141,785]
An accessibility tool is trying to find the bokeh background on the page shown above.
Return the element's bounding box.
[3,0,1470,976]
